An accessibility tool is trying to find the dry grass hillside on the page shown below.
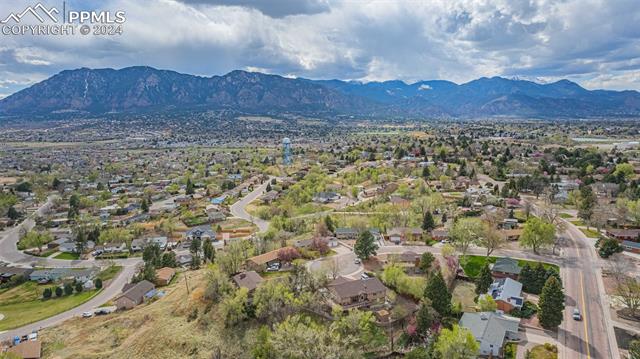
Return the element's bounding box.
[40,270,261,359]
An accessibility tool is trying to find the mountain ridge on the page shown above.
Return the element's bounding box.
[1,66,639,119]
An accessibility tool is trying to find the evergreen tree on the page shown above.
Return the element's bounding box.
[324,216,335,233]
[415,301,435,337]
[422,166,430,179]
[475,263,493,295]
[75,282,83,293]
[43,287,52,299]
[424,271,451,316]
[162,251,177,268]
[422,211,435,231]
[64,283,73,295]
[538,276,565,329]
[94,278,103,289]
[203,239,215,263]
[354,230,378,260]
[141,198,149,213]
[55,286,63,297]
[419,252,435,273]
[185,178,195,195]
[7,206,19,220]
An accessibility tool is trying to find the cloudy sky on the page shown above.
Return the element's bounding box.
[1,0,639,98]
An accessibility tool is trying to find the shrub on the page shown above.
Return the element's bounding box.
[75,282,83,293]
[94,278,103,289]
[597,238,623,258]
[55,286,63,297]
[64,283,74,296]
[509,301,538,319]
[43,287,52,299]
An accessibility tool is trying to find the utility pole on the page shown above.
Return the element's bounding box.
[184,272,190,294]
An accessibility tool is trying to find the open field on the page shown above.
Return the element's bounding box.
[0,282,99,331]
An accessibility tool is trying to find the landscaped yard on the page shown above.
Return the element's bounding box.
[54,252,80,260]
[461,255,559,278]
[0,282,99,331]
[527,343,558,359]
[452,281,476,312]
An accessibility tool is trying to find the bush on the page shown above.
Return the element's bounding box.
[509,301,538,319]
[75,282,83,293]
[64,283,74,296]
[94,278,103,289]
[43,287,52,299]
[55,286,63,297]
[596,238,623,258]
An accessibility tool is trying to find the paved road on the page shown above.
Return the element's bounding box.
[559,219,618,359]
[229,178,272,233]
[524,198,618,359]
[0,264,136,341]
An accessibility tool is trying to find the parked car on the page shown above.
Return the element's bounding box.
[354,258,361,265]
[361,273,369,279]
[266,263,280,272]
[572,308,582,321]
[82,311,94,318]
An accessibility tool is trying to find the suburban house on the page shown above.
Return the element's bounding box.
[185,226,216,242]
[29,267,99,283]
[0,266,33,283]
[131,238,146,252]
[115,280,156,310]
[491,257,521,280]
[488,278,524,312]
[431,228,449,241]
[334,228,359,241]
[232,271,263,294]
[104,242,127,253]
[387,227,422,243]
[155,267,176,286]
[327,276,387,310]
[606,229,640,241]
[459,312,521,357]
[312,191,341,203]
[148,236,169,250]
[246,248,286,271]
[6,339,41,359]
[622,240,640,254]
[58,241,77,253]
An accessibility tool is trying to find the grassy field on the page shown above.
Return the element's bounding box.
[0,282,99,331]
[39,270,265,359]
[461,255,559,278]
[54,252,80,260]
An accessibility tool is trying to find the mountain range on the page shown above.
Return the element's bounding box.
[1,66,639,119]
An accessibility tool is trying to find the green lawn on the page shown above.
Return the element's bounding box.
[570,219,586,226]
[0,282,99,331]
[461,255,559,278]
[579,228,600,238]
[559,213,573,219]
[54,252,80,260]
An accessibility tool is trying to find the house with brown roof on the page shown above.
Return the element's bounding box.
[328,276,387,310]
[232,271,263,293]
[115,280,155,310]
[606,229,640,241]
[387,227,422,243]
[7,340,41,359]
[246,248,288,271]
[155,267,176,286]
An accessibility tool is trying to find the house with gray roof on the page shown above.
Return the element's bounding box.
[488,277,524,312]
[459,312,521,357]
[491,257,521,280]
